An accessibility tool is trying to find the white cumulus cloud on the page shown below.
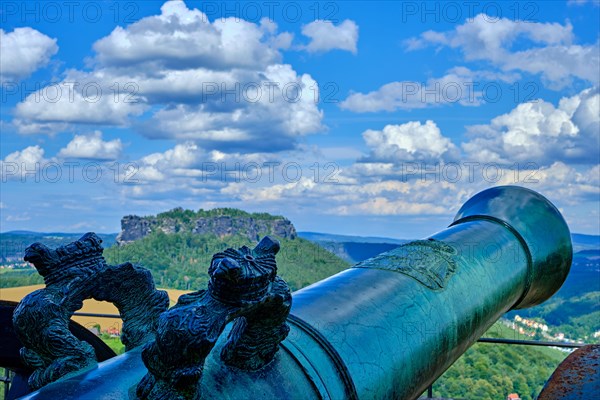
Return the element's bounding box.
[462,87,600,164]
[11,0,324,152]
[0,145,47,181]
[340,67,518,112]
[93,0,289,70]
[14,77,147,135]
[301,19,359,54]
[0,28,58,83]
[405,14,599,89]
[139,64,323,150]
[361,120,459,163]
[58,131,123,160]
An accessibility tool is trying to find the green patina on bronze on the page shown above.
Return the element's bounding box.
[353,239,458,290]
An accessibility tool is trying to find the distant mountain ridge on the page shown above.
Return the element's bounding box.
[298,231,406,244]
[297,232,405,264]
[571,233,600,251]
[0,232,117,263]
[116,207,297,244]
[2,230,117,237]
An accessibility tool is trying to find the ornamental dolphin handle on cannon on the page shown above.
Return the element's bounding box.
[17,186,572,400]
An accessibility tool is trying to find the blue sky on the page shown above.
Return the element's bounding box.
[1,0,599,237]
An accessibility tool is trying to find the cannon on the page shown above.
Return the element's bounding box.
[14,186,572,399]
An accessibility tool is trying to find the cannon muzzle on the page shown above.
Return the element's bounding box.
[18,186,572,400]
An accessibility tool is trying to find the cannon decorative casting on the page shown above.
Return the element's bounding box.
[137,236,291,400]
[12,233,169,390]
[14,186,574,400]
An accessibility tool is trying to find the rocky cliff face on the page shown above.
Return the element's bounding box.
[192,216,296,240]
[116,211,297,245]
[117,216,153,243]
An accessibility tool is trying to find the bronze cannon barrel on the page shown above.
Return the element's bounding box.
[19,186,572,400]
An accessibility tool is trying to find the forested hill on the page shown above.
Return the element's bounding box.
[108,208,349,291]
[104,208,346,291]
[104,231,348,292]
